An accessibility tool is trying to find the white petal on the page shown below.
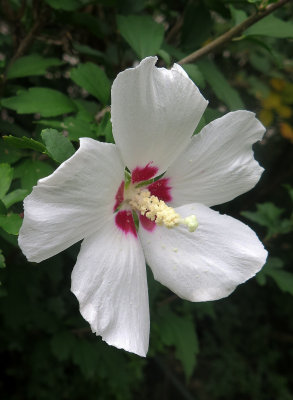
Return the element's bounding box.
[18,139,124,262]
[139,203,267,302]
[71,218,149,356]
[165,111,265,207]
[171,63,189,78]
[111,56,208,175]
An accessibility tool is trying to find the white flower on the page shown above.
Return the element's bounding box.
[18,57,267,357]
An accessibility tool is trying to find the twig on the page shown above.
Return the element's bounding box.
[0,0,16,22]
[273,331,293,344]
[157,294,178,307]
[155,357,196,400]
[95,106,111,122]
[7,16,47,69]
[178,0,290,65]
[166,16,183,43]
[16,0,27,21]
[71,327,91,336]
[0,10,48,96]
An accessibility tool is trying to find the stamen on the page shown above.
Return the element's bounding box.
[129,189,198,232]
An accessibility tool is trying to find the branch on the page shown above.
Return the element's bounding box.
[166,16,183,43]
[7,16,46,68]
[155,357,196,400]
[95,106,111,122]
[0,0,16,22]
[0,10,48,97]
[178,0,290,65]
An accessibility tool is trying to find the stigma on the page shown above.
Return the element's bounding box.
[128,188,198,232]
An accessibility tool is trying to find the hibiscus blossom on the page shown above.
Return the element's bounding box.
[18,57,267,356]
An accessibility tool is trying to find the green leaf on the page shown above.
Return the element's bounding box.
[34,120,63,130]
[73,99,99,121]
[0,119,30,137]
[266,269,293,296]
[73,42,106,61]
[181,3,211,51]
[64,116,98,141]
[260,258,293,295]
[245,14,293,38]
[0,213,22,235]
[242,203,293,239]
[72,340,100,379]
[51,331,77,361]
[44,0,82,11]
[68,12,105,38]
[0,227,18,246]
[3,135,46,152]
[1,88,77,117]
[284,184,293,203]
[37,116,97,141]
[194,115,206,135]
[0,200,6,215]
[117,15,164,59]
[6,54,63,79]
[71,62,111,105]
[0,140,24,164]
[197,59,244,110]
[157,309,199,379]
[14,159,54,191]
[255,269,267,286]
[41,129,75,163]
[96,112,113,142]
[0,249,5,268]
[162,43,186,61]
[2,189,28,208]
[242,203,283,226]
[157,49,171,67]
[195,107,223,134]
[203,107,223,124]
[247,75,270,98]
[265,257,284,270]
[229,5,247,26]
[117,0,145,13]
[249,51,271,73]
[0,164,13,199]
[182,64,205,88]
[256,257,283,286]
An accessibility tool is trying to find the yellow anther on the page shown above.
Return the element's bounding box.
[130,189,181,228]
[129,188,198,232]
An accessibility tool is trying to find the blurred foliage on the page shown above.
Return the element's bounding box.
[0,0,292,399]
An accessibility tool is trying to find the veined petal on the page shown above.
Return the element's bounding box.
[165,111,265,207]
[111,56,208,175]
[18,139,124,262]
[139,203,267,302]
[71,218,149,356]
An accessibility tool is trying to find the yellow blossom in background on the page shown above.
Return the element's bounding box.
[258,77,293,142]
[270,78,287,92]
[259,108,273,126]
[280,122,293,144]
